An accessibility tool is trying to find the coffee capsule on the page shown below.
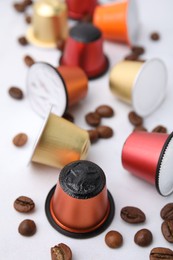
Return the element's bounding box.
[109,59,167,116]
[122,131,173,196]
[27,62,88,118]
[30,108,90,169]
[93,0,139,45]
[45,160,115,238]
[66,0,98,20]
[59,23,109,79]
[26,0,68,48]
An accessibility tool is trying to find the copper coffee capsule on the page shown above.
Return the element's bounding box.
[45,160,115,238]
[59,23,109,79]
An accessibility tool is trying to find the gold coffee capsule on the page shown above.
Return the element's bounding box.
[27,0,68,48]
[30,107,90,168]
[109,58,167,116]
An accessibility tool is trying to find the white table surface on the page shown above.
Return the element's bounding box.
[1,0,173,259]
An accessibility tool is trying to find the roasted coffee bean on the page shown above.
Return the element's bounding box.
[128,111,143,126]
[18,219,36,236]
[150,32,160,41]
[14,196,35,213]
[23,0,33,6]
[131,46,145,56]
[134,228,153,247]
[161,220,173,243]
[85,112,101,127]
[25,15,32,24]
[51,243,72,260]
[161,203,173,220]
[13,133,28,147]
[24,55,35,67]
[81,14,92,23]
[151,125,167,133]
[87,129,99,144]
[13,3,25,12]
[133,125,147,132]
[150,247,173,260]
[9,86,23,100]
[120,206,146,224]
[105,230,123,248]
[18,36,28,46]
[56,39,66,52]
[96,125,113,139]
[124,53,139,61]
[95,105,114,118]
[62,111,74,122]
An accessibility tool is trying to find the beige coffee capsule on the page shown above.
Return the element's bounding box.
[109,58,167,116]
[30,107,90,168]
[27,0,68,48]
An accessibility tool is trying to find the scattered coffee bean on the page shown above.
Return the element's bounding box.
[131,46,145,56]
[23,0,33,6]
[9,86,23,100]
[161,220,173,243]
[24,55,35,67]
[81,14,92,23]
[18,36,28,46]
[161,203,173,220]
[150,32,160,41]
[150,247,173,260]
[85,112,101,127]
[134,228,153,247]
[56,39,65,52]
[14,196,35,213]
[18,219,36,236]
[96,125,113,139]
[62,111,74,122]
[133,125,147,132]
[95,105,114,118]
[87,129,99,144]
[13,133,28,147]
[120,206,146,224]
[105,230,123,248]
[51,243,72,260]
[13,2,25,12]
[25,14,32,24]
[151,125,167,133]
[124,53,139,61]
[128,111,143,126]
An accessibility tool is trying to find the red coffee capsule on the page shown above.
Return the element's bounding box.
[45,160,115,238]
[59,23,109,79]
[122,131,173,196]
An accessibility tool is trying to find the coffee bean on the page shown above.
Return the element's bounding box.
[150,32,160,41]
[18,219,36,236]
[120,206,146,224]
[13,133,28,147]
[87,129,99,144]
[14,196,35,213]
[151,125,167,133]
[161,220,173,243]
[51,243,72,260]
[85,112,101,127]
[24,55,35,67]
[56,39,66,52]
[133,125,147,132]
[13,3,25,12]
[128,111,143,126]
[23,0,33,6]
[124,53,139,61]
[95,105,114,118]
[9,86,23,100]
[161,203,173,220]
[96,125,113,139]
[150,247,173,260]
[131,46,145,56]
[25,15,32,24]
[105,230,123,248]
[134,228,153,247]
[18,36,28,46]
[62,111,74,122]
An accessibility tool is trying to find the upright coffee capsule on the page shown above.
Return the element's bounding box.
[30,108,90,169]
[66,0,98,20]
[93,0,139,45]
[59,23,109,79]
[122,131,173,196]
[26,0,68,48]
[27,62,88,118]
[109,59,167,116]
[45,160,115,238]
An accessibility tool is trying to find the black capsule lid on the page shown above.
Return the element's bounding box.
[70,23,101,43]
[59,160,106,199]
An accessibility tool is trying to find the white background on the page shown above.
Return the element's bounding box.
[1,0,173,259]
